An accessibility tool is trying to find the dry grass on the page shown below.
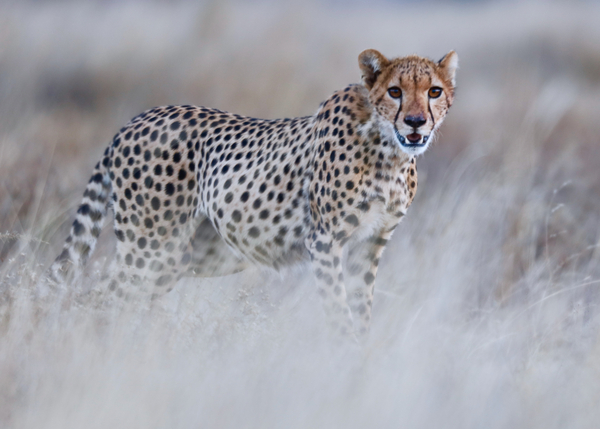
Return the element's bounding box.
[1,1,600,427]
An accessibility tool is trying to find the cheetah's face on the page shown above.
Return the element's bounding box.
[359,49,458,155]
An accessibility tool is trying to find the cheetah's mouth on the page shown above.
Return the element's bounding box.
[394,128,429,148]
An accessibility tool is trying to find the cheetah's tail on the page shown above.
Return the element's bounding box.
[48,148,113,284]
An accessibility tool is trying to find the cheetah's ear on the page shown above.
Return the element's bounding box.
[437,50,459,87]
[358,49,390,90]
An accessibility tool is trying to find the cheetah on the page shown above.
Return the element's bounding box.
[49,49,458,337]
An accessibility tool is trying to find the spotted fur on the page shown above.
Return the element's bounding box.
[49,50,458,337]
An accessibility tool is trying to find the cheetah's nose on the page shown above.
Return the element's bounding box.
[403,114,426,129]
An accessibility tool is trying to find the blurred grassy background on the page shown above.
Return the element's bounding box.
[1,0,600,428]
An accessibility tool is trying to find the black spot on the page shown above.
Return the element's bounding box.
[77,204,90,215]
[165,183,175,196]
[151,197,161,210]
[141,175,152,188]
[72,220,85,236]
[248,227,260,238]
[232,210,242,222]
[115,230,125,242]
[155,275,172,286]
[344,214,359,226]
[372,237,388,246]
[130,214,140,226]
[150,260,163,271]
[357,201,370,211]
[138,237,147,249]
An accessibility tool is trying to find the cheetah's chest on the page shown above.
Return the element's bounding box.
[351,167,414,242]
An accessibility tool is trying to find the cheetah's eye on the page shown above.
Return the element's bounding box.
[388,87,402,99]
[428,87,442,99]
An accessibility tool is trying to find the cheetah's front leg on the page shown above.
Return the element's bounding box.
[306,233,355,338]
[345,227,396,336]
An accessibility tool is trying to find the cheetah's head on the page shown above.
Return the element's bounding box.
[359,49,458,156]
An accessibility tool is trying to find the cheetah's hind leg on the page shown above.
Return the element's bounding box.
[184,217,249,278]
[98,216,246,303]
